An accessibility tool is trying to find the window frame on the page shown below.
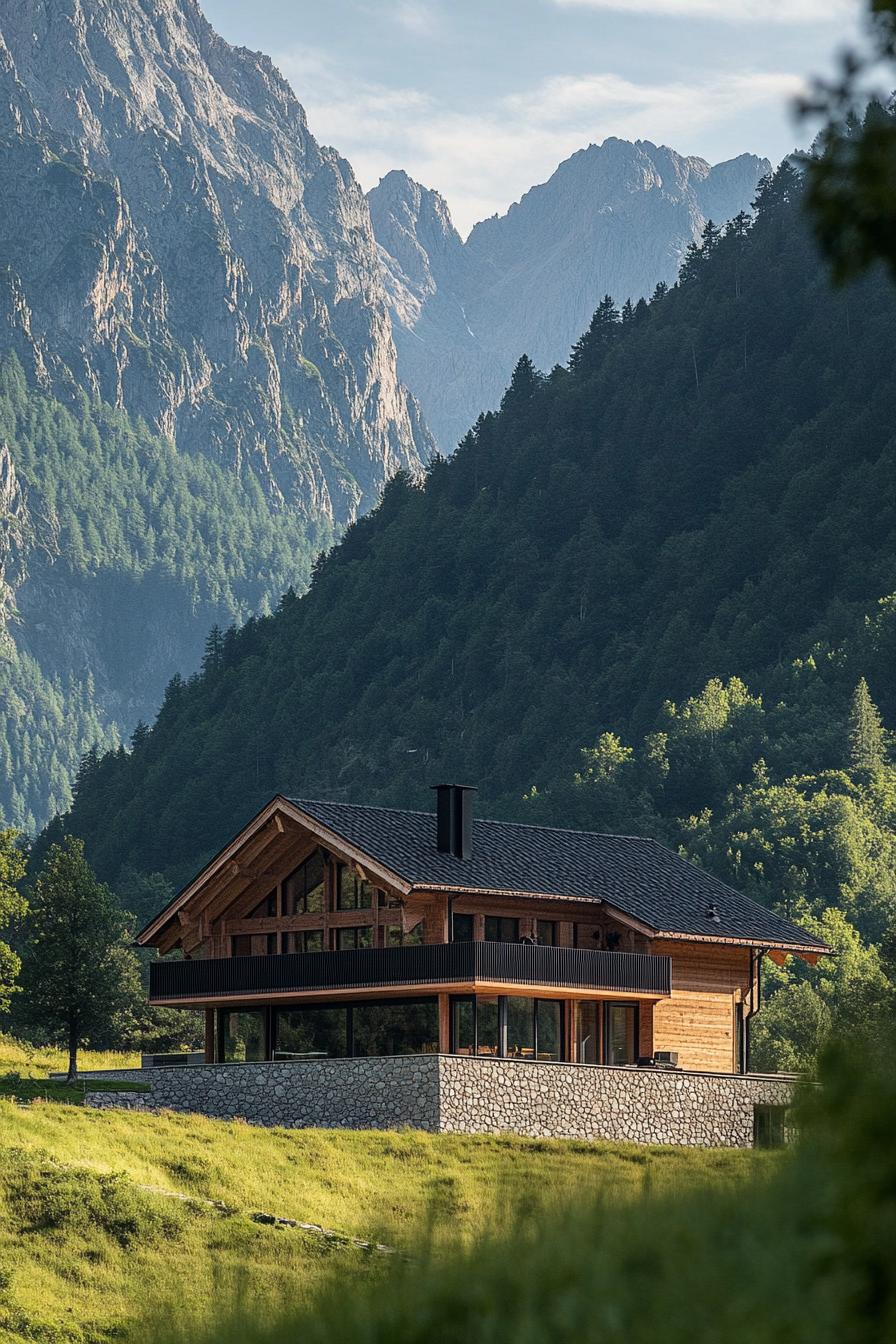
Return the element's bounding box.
[336,864,374,911]
[484,916,520,943]
[603,1001,640,1066]
[283,851,326,916]
[335,925,374,951]
[449,994,566,1062]
[536,919,558,946]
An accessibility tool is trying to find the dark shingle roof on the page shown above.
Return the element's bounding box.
[289,798,828,952]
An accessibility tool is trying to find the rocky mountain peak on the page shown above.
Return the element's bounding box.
[0,0,429,522]
[368,170,465,327]
[371,137,771,449]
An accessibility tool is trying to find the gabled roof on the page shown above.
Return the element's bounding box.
[138,793,830,954]
[288,798,829,954]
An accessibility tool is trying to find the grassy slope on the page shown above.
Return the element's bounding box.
[0,1039,769,1342]
[156,1043,896,1344]
[0,1035,143,1105]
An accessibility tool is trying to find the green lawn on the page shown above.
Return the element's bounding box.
[0,1036,774,1342]
[0,1033,147,1108]
[0,1075,148,1104]
[0,1033,140,1076]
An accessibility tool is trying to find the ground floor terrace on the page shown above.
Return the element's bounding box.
[206,993,644,1068]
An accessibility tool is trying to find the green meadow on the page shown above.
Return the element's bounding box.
[0,1036,769,1342]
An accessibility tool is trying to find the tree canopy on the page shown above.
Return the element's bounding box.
[18,836,141,1078]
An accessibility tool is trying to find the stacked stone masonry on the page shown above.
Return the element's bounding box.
[82,1055,798,1148]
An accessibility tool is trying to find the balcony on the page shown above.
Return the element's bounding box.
[149,941,672,1003]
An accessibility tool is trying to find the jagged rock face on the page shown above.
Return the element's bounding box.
[0,0,428,520]
[369,139,770,450]
[0,442,27,631]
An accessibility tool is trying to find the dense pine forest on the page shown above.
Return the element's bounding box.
[0,363,331,830]
[36,163,896,1066]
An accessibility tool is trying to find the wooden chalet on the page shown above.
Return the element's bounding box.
[136,785,830,1074]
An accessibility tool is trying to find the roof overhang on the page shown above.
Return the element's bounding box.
[651,929,831,959]
[136,794,832,962]
[136,796,414,947]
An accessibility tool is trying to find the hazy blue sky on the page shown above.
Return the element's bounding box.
[203,0,864,235]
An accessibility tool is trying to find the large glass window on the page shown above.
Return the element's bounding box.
[452,997,475,1054]
[575,1002,600,1065]
[230,934,253,957]
[605,1003,639,1065]
[283,852,325,915]
[220,1010,265,1062]
[536,1000,562,1061]
[452,996,565,1061]
[352,999,438,1056]
[336,926,373,950]
[337,866,374,910]
[476,997,500,1055]
[385,922,423,947]
[451,913,474,941]
[274,1007,348,1059]
[286,930,323,954]
[506,996,536,1059]
[247,890,277,918]
[484,916,519,942]
[536,920,558,946]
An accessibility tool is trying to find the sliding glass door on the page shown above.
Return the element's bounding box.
[605,1003,639,1065]
[450,995,565,1061]
[573,1001,640,1065]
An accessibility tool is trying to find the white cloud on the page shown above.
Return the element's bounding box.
[392,1,441,35]
[277,46,807,235]
[552,0,855,22]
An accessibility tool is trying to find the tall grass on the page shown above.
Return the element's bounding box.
[140,1040,896,1344]
[0,1070,767,1341]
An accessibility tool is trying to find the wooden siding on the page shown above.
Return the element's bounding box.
[649,940,752,1074]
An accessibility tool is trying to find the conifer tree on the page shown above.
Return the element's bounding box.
[19,837,140,1080]
[500,354,543,411]
[849,678,886,774]
[202,624,225,676]
[569,296,620,374]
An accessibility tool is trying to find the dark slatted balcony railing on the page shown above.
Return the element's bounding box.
[149,941,672,1002]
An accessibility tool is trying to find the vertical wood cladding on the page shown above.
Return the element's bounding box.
[650,941,752,1074]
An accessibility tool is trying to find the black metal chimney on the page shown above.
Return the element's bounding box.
[432,784,477,859]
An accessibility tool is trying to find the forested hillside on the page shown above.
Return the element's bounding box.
[47,163,896,1064]
[0,359,330,829]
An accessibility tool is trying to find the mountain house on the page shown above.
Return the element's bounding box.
[97,787,830,1146]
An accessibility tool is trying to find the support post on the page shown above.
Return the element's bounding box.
[438,993,451,1053]
[204,1008,215,1063]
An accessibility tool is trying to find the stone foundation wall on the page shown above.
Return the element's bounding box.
[81,1056,799,1148]
[437,1056,796,1147]
[84,1055,441,1131]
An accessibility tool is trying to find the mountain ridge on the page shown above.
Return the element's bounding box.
[369,138,770,449]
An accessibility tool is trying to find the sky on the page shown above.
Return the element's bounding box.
[203,0,865,236]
